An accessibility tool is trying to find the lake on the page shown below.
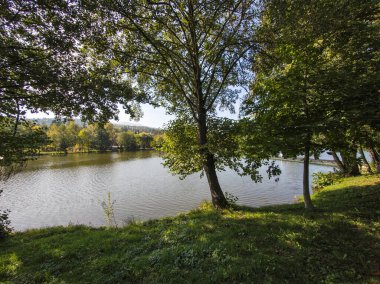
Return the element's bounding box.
[0,151,334,231]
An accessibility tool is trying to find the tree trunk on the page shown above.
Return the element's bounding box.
[303,138,314,211]
[369,147,380,174]
[359,147,372,174]
[204,152,228,209]
[188,3,227,208]
[341,149,360,176]
[331,151,345,172]
[197,111,228,209]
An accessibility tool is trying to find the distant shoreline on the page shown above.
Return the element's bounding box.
[272,157,337,167]
[37,148,155,156]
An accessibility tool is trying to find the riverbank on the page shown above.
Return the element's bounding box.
[38,148,155,156]
[273,157,337,167]
[1,175,379,283]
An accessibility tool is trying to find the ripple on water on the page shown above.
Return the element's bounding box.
[0,152,334,231]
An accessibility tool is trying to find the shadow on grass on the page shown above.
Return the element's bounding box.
[0,179,379,283]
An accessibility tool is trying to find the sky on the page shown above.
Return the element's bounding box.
[26,103,240,129]
[114,104,174,128]
[26,104,172,128]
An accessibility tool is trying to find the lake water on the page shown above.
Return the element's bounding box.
[0,151,334,231]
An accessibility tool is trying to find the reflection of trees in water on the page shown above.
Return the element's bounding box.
[23,151,159,171]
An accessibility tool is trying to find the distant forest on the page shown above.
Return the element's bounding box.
[30,118,162,135]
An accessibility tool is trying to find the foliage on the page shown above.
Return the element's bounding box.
[0,0,144,178]
[41,121,160,153]
[151,134,165,149]
[94,126,112,151]
[161,119,203,179]
[0,209,11,241]
[117,131,137,151]
[0,118,49,180]
[243,0,333,157]
[0,175,379,282]
[135,133,154,149]
[312,172,342,192]
[162,118,280,181]
[242,0,379,207]
[88,0,264,208]
[0,0,140,122]
[101,192,117,228]
[224,192,239,207]
[0,191,12,240]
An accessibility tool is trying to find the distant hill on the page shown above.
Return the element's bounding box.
[117,124,162,134]
[29,118,162,134]
[28,118,85,127]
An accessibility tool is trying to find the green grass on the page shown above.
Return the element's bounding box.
[1,175,379,283]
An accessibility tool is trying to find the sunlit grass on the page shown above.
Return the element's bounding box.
[0,175,379,283]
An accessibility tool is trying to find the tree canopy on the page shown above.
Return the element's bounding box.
[243,0,380,208]
[0,0,143,179]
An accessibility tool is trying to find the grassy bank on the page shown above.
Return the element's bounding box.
[0,176,379,283]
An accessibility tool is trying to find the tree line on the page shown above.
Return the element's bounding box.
[42,121,164,153]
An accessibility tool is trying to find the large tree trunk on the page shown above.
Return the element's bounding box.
[369,147,380,174]
[303,138,314,210]
[359,147,372,174]
[198,111,228,209]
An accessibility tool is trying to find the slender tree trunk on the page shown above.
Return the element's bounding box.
[359,147,372,174]
[369,147,380,174]
[12,99,20,137]
[303,137,314,211]
[331,151,345,172]
[187,2,227,209]
[198,111,228,209]
[204,152,228,209]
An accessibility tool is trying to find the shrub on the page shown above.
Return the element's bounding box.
[312,172,341,191]
[225,192,239,207]
[0,190,12,240]
[101,192,117,228]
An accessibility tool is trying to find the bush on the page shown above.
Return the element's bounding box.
[0,190,12,240]
[225,192,239,207]
[312,172,341,191]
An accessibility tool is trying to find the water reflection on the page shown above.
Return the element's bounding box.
[0,151,333,231]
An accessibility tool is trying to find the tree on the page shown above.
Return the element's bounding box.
[0,0,141,179]
[0,118,49,179]
[244,0,379,208]
[136,132,153,149]
[91,0,263,208]
[47,123,69,153]
[78,127,95,152]
[151,134,165,149]
[46,121,80,153]
[104,123,119,147]
[93,124,111,151]
[117,131,137,151]
[66,121,81,149]
[316,0,379,176]
[244,0,332,210]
